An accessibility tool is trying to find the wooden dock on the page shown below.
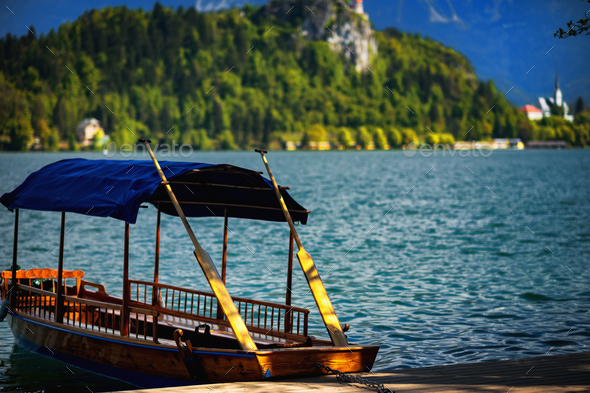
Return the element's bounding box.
[115,351,590,393]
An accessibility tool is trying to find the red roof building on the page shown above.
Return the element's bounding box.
[520,104,543,120]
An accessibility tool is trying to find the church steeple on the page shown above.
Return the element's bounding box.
[554,71,562,107]
[351,0,364,15]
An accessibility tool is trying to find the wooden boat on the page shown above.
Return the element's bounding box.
[0,144,379,388]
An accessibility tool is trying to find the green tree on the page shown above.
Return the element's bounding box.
[6,117,34,150]
[3,90,34,150]
[337,127,354,148]
[48,128,60,151]
[197,129,212,150]
[212,99,224,137]
[35,118,52,150]
[372,127,388,149]
[218,129,237,150]
[355,127,373,149]
[262,106,274,147]
[386,127,403,148]
[550,103,565,117]
[92,128,106,150]
[425,133,440,145]
[301,124,326,147]
[438,133,455,146]
[401,128,418,146]
[555,0,590,38]
[573,96,586,114]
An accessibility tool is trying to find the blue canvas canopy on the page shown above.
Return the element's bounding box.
[0,159,309,225]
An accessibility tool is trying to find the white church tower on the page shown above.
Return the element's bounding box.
[353,0,364,15]
[535,71,573,121]
[554,72,562,107]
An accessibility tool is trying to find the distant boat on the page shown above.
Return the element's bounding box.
[0,152,378,388]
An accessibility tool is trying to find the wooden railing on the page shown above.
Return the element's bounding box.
[63,294,119,334]
[129,279,309,338]
[130,279,218,318]
[13,283,56,319]
[232,295,309,337]
[14,283,159,342]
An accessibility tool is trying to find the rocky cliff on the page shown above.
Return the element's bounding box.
[263,0,377,72]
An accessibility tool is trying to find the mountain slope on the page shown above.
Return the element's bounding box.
[0,0,529,151]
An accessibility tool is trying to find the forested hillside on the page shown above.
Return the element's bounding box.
[0,0,546,151]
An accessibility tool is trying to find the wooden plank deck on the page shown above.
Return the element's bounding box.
[114,351,590,393]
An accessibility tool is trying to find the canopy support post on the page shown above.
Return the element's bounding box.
[222,209,228,284]
[9,209,19,308]
[121,222,130,336]
[153,206,161,306]
[285,230,294,333]
[120,221,130,336]
[217,209,229,320]
[140,139,257,351]
[55,212,66,324]
[255,149,348,346]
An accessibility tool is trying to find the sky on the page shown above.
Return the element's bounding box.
[367,0,590,108]
[1,0,589,107]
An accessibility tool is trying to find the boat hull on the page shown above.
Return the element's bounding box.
[8,312,262,387]
[8,312,379,387]
[256,345,380,377]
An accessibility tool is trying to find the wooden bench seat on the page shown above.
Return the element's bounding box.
[2,268,84,298]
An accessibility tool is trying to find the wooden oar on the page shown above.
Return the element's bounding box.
[140,139,257,351]
[255,149,348,347]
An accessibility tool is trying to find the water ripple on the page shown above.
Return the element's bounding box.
[0,150,589,391]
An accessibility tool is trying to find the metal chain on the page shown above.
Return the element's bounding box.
[316,362,394,393]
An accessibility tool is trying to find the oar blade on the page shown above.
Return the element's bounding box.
[296,248,348,347]
[193,250,257,351]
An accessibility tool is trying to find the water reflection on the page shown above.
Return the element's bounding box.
[0,342,134,392]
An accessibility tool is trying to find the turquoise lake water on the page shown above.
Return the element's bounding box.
[0,150,589,392]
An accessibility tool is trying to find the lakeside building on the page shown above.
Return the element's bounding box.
[522,73,573,122]
[285,141,298,151]
[453,139,523,150]
[75,118,104,146]
[283,140,332,151]
[284,139,524,151]
[454,141,491,150]
[490,138,524,149]
[526,141,567,149]
[348,0,368,19]
[351,0,364,15]
[308,141,332,150]
[520,105,543,120]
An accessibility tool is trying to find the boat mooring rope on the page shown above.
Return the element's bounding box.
[316,362,394,393]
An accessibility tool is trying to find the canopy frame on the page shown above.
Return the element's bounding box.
[0,159,309,225]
